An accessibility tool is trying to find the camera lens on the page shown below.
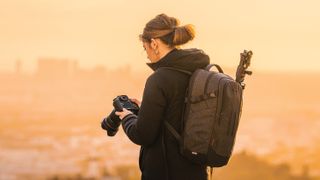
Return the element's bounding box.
[120,95,128,101]
[101,110,121,136]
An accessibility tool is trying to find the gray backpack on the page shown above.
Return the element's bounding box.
[163,64,244,167]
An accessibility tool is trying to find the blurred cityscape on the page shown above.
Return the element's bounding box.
[0,58,320,179]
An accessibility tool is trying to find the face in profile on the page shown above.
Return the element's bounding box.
[143,41,158,63]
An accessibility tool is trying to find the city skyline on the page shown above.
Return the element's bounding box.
[1,58,135,74]
[1,0,320,73]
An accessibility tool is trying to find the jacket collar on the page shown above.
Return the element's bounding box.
[146,48,178,71]
[146,48,210,72]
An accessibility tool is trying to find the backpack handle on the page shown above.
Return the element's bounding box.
[205,64,224,73]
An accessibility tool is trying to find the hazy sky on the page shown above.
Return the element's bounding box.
[0,0,319,72]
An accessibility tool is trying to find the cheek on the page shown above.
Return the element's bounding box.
[146,49,154,60]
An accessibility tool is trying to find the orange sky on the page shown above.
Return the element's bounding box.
[0,0,319,73]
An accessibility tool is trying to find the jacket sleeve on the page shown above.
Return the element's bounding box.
[121,74,167,146]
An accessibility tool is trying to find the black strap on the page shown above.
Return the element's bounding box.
[205,64,224,73]
[160,66,189,180]
[162,121,182,180]
[161,66,192,180]
[164,121,181,142]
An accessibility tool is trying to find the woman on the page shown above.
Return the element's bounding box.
[115,14,210,180]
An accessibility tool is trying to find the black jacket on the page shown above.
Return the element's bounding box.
[121,48,210,180]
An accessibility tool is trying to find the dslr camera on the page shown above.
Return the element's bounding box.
[101,95,139,136]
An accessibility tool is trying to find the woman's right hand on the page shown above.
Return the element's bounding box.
[130,98,141,107]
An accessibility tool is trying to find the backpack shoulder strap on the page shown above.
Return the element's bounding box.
[164,121,181,142]
[160,66,188,143]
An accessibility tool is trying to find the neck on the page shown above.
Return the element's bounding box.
[157,46,175,61]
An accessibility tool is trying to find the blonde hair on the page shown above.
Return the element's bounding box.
[140,14,195,47]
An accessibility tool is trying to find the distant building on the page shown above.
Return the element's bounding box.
[36,58,78,79]
[15,59,21,74]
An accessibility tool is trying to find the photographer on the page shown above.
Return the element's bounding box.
[115,14,210,180]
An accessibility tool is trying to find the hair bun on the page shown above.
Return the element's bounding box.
[173,24,195,46]
[140,14,195,47]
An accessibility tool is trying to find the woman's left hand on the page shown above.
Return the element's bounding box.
[115,108,133,120]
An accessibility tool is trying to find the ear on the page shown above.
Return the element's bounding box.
[150,38,158,50]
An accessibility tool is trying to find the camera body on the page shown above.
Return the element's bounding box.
[101,95,139,136]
